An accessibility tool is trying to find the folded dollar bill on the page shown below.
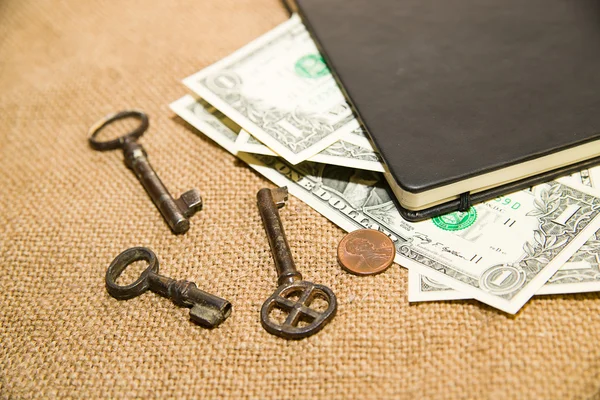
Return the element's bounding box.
[183,15,362,164]
[234,129,385,172]
[171,94,600,314]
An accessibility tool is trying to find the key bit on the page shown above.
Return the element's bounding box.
[270,186,288,208]
[176,189,203,218]
[105,247,232,328]
[88,110,203,234]
[257,187,337,340]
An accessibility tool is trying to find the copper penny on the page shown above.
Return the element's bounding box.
[337,229,395,275]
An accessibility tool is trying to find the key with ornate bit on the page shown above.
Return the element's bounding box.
[105,247,232,328]
[257,187,337,340]
[88,110,202,234]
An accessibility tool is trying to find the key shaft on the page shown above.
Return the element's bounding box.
[146,271,232,328]
[257,187,302,286]
[123,141,202,234]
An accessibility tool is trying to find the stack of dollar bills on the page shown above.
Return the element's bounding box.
[171,15,600,314]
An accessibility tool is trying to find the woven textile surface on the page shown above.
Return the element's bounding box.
[2,1,600,398]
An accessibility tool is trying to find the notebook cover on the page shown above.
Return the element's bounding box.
[287,0,600,199]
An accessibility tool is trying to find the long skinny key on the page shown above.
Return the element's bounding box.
[89,110,202,234]
[105,247,232,328]
[257,187,337,340]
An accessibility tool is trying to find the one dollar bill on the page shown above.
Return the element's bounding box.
[183,15,360,164]
[170,95,600,314]
[409,168,600,302]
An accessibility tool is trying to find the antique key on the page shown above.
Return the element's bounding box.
[257,187,337,340]
[89,110,202,234]
[105,247,232,328]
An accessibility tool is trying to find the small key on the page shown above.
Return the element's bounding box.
[257,187,337,340]
[88,110,202,234]
[105,247,232,328]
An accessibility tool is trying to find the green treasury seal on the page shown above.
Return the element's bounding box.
[432,209,478,231]
[295,54,330,78]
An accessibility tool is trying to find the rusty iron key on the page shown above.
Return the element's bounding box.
[105,247,232,328]
[88,110,202,234]
[257,187,337,340]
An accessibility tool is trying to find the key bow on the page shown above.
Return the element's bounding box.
[261,281,337,340]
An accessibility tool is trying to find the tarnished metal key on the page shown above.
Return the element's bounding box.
[105,247,232,328]
[257,187,337,340]
[89,110,202,234]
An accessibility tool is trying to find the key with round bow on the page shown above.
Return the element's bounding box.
[257,187,337,340]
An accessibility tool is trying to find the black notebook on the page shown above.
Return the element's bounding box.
[284,0,600,221]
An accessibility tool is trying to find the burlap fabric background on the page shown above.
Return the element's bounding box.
[2,1,600,399]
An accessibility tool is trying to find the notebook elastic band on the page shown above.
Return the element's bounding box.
[458,192,471,211]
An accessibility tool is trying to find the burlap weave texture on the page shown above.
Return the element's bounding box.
[1,1,600,399]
